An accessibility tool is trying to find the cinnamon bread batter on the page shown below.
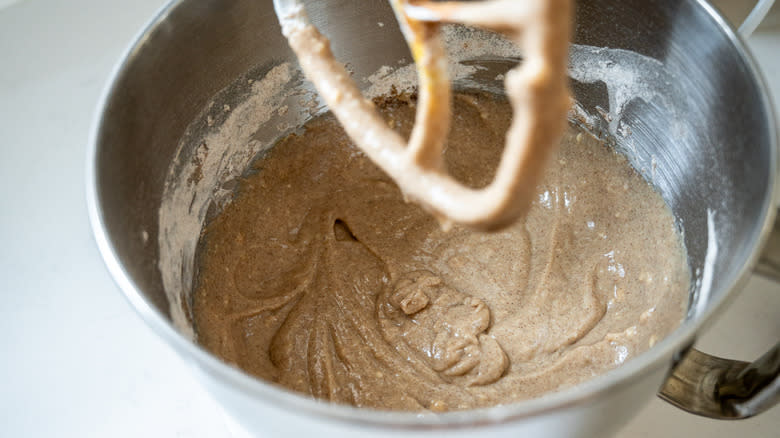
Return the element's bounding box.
[193,92,689,411]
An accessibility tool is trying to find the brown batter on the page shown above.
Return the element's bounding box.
[193,92,689,412]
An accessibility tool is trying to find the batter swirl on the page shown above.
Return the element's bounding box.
[193,93,688,411]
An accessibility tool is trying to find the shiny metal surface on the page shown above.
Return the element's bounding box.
[87,0,778,432]
[661,342,780,419]
[658,212,780,420]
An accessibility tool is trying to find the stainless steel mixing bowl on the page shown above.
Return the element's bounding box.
[87,0,778,436]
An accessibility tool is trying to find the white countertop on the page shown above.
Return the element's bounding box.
[0,0,778,436]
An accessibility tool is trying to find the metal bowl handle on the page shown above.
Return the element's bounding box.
[659,213,780,419]
[660,343,779,419]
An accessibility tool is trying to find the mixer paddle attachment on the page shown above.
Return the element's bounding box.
[273,0,572,230]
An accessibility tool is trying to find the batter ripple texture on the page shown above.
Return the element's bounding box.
[193,92,689,412]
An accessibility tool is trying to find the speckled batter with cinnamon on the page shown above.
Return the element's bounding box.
[193,92,689,412]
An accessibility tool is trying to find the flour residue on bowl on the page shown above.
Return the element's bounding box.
[159,63,303,337]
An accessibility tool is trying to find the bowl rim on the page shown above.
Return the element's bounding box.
[85,0,778,429]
